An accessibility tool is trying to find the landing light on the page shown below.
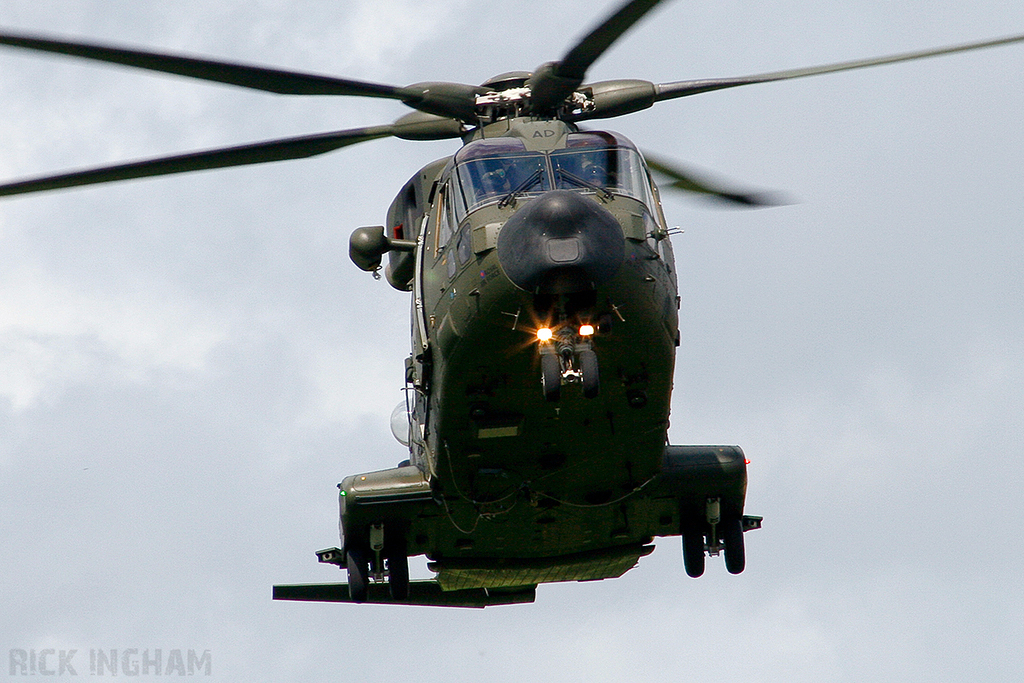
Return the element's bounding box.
[536,327,553,342]
[579,324,595,336]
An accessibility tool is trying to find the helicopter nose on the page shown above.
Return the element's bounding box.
[496,190,624,294]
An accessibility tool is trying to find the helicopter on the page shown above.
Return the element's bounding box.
[2,0,1023,608]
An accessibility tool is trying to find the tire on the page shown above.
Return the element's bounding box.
[579,349,599,399]
[681,526,705,578]
[541,353,561,402]
[346,547,370,603]
[386,532,410,601]
[723,517,746,575]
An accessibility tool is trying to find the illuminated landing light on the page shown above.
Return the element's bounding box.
[537,327,553,342]
[579,324,595,336]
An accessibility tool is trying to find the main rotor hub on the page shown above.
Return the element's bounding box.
[473,84,594,124]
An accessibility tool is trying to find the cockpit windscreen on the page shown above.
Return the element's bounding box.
[452,132,654,221]
[455,139,550,217]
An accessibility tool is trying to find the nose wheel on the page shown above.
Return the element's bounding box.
[541,353,561,402]
[538,342,600,401]
[579,348,599,398]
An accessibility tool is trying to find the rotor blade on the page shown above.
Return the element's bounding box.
[0,30,490,121]
[529,0,667,113]
[0,126,395,198]
[644,154,789,207]
[655,32,1024,102]
[0,29,405,98]
[559,0,667,80]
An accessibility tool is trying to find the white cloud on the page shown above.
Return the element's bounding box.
[0,266,228,410]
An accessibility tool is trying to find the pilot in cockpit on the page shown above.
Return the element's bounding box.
[478,160,514,196]
[579,155,607,186]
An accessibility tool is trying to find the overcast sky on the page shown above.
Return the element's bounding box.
[2,1,1023,681]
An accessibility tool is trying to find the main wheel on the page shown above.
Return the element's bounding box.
[681,525,705,578]
[385,532,410,600]
[723,517,746,575]
[541,353,561,402]
[579,348,599,399]
[346,547,370,602]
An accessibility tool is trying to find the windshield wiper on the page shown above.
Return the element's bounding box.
[554,168,614,201]
[498,168,545,208]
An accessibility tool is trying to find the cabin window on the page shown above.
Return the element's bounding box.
[434,184,456,256]
[455,226,472,266]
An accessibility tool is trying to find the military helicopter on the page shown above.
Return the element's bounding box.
[3,0,1023,608]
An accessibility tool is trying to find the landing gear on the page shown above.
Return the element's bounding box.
[722,517,745,575]
[385,532,410,600]
[538,340,599,400]
[579,348,599,399]
[681,524,705,578]
[541,353,561,402]
[346,547,369,602]
[345,523,411,602]
[681,498,750,577]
